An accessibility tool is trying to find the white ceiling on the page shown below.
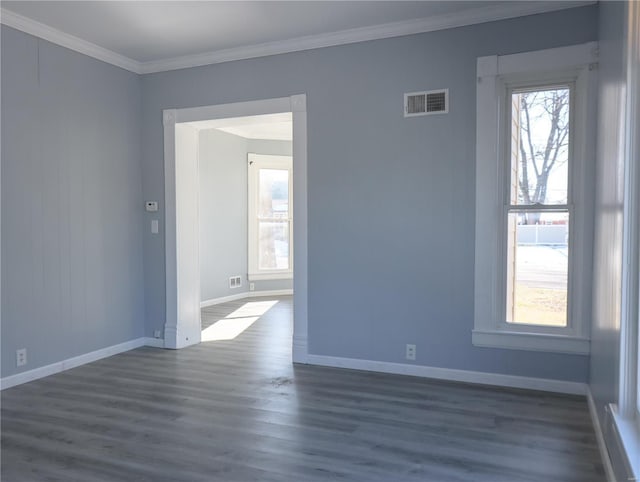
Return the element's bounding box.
[0,1,593,73]
[185,113,293,141]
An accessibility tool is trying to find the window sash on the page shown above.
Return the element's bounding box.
[248,154,293,280]
[500,82,576,334]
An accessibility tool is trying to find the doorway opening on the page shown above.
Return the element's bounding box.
[162,96,308,364]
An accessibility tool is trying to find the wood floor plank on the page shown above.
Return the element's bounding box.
[1,296,604,481]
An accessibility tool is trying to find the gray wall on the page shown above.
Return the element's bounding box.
[141,6,598,382]
[199,131,294,301]
[1,26,144,377]
[199,129,249,301]
[590,1,629,480]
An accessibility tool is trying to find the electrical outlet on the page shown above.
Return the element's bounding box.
[154,330,162,339]
[249,282,255,291]
[405,344,416,361]
[16,348,27,367]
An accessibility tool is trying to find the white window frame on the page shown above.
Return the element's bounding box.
[248,153,293,281]
[612,2,640,478]
[473,42,598,355]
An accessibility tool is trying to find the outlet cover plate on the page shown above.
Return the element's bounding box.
[405,344,416,361]
[16,348,27,367]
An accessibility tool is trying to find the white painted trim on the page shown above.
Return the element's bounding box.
[611,405,640,480]
[143,337,165,349]
[472,330,590,355]
[1,2,594,75]
[200,292,249,308]
[138,1,594,74]
[200,289,293,308]
[474,42,597,353]
[247,273,293,281]
[0,338,147,390]
[0,8,141,73]
[292,335,308,364]
[586,389,617,482]
[303,354,587,395]
[248,289,293,298]
[164,95,307,361]
[619,0,640,422]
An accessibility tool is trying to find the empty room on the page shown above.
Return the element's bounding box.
[1,1,638,481]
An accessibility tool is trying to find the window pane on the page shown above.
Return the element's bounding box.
[259,221,289,270]
[506,211,568,326]
[258,169,289,218]
[510,87,570,205]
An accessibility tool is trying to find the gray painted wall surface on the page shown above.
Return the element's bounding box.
[199,131,293,301]
[199,129,249,301]
[1,26,144,377]
[247,139,293,157]
[590,2,629,480]
[141,6,598,382]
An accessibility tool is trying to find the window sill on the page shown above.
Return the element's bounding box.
[248,272,293,281]
[472,330,590,355]
[611,406,640,480]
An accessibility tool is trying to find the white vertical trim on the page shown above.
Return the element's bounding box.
[163,110,179,349]
[474,54,502,340]
[291,94,309,364]
[618,0,640,421]
[586,389,616,482]
[163,95,308,362]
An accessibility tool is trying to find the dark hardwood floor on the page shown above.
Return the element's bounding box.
[2,296,604,481]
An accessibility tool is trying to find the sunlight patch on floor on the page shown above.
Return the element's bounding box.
[201,316,259,341]
[201,300,279,341]
[226,300,278,318]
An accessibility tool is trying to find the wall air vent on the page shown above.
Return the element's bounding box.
[404,89,449,117]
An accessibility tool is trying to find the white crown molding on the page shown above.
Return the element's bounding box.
[1,1,595,75]
[0,8,142,73]
[138,1,596,74]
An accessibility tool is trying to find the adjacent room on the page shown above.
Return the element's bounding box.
[1,1,638,481]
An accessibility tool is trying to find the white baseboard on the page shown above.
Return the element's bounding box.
[292,334,308,363]
[0,338,147,390]
[248,289,293,298]
[304,354,588,395]
[586,388,616,482]
[143,337,165,348]
[200,292,249,308]
[200,289,293,308]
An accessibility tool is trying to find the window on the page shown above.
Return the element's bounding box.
[248,153,293,281]
[506,86,571,328]
[473,43,597,354]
